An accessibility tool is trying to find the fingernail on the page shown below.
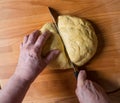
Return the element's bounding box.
[55,50,61,54]
[32,30,40,35]
[45,30,52,35]
[35,30,40,34]
[80,70,85,74]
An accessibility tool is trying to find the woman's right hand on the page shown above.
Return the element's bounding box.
[76,70,110,103]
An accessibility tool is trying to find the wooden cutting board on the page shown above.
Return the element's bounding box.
[0,0,120,103]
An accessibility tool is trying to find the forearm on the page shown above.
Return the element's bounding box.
[0,74,31,103]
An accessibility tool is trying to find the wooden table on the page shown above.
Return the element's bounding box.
[0,0,120,103]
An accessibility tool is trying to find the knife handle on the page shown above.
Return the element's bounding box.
[74,71,79,79]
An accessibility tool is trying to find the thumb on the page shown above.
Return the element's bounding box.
[45,49,60,64]
[77,70,87,87]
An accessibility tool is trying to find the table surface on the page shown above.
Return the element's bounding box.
[0,0,120,103]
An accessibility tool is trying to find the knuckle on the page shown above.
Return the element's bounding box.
[75,88,81,96]
[23,44,33,51]
[85,80,92,84]
[31,47,37,53]
[29,49,38,58]
[33,46,40,52]
[24,44,31,48]
[28,40,33,43]
[41,34,47,40]
[85,80,89,85]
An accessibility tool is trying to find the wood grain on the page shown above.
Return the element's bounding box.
[0,0,120,103]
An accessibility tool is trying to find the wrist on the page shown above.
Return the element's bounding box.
[12,73,32,86]
[15,65,36,83]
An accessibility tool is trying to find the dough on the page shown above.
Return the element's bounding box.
[40,23,71,69]
[58,15,97,66]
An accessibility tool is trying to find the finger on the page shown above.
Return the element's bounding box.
[93,82,105,92]
[44,49,60,64]
[77,70,87,87]
[27,30,40,45]
[23,35,29,45]
[85,80,92,89]
[35,30,51,52]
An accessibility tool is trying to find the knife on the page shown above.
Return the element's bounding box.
[48,7,79,79]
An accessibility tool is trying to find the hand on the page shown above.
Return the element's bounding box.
[76,70,110,103]
[15,30,60,82]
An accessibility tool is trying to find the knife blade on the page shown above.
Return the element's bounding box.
[48,7,79,79]
[48,7,59,33]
